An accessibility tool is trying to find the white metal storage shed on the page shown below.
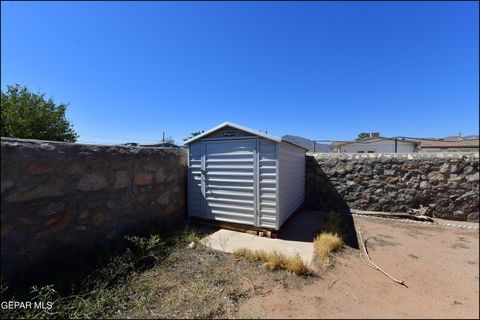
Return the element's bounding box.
[184,122,306,230]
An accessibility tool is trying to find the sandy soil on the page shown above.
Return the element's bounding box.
[238,216,479,319]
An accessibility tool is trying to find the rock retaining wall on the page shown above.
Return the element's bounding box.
[1,138,187,280]
[306,152,479,222]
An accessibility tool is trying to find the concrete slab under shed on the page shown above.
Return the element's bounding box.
[200,209,360,265]
[202,229,314,264]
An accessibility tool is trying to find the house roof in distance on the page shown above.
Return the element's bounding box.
[415,138,479,149]
[333,137,419,148]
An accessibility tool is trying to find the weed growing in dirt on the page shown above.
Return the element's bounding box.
[313,232,344,266]
[0,227,216,319]
[233,248,313,276]
[182,227,204,247]
[1,225,310,319]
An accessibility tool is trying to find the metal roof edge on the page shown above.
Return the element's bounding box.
[184,121,282,144]
[279,139,309,151]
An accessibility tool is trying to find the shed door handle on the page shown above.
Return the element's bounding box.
[201,169,206,174]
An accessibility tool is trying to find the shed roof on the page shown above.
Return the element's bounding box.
[184,122,307,150]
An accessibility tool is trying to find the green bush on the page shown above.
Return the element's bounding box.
[1,84,78,142]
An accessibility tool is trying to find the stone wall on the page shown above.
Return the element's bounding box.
[306,152,479,222]
[1,138,187,280]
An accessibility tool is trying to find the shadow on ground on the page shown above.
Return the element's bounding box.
[279,156,359,249]
[278,210,359,249]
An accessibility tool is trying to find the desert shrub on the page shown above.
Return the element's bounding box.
[313,232,344,266]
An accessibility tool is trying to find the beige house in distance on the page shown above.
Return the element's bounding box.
[333,133,479,154]
[333,133,419,153]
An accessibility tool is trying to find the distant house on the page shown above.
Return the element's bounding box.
[141,142,180,148]
[415,138,479,153]
[280,132,478,154]
[122,142,139,147]
[332,133,479,153]
[121,141,181,148]
[333,133,419,153]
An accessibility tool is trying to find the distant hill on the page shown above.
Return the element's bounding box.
[282,135,332,152]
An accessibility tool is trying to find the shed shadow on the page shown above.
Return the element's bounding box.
[278,155,359,249]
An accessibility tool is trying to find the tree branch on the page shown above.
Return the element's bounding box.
[358,231,408,288]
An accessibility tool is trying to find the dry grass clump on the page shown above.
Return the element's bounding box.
[233,248,313,276]
[313,232,344,266]
[233,248,268,262]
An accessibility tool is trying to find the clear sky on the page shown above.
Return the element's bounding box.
[1,1,478,144]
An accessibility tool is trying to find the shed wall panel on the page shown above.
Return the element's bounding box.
[258,139,277,228]
[278,142,305,227]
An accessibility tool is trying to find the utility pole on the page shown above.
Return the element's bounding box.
[394,138,398,153]
[162,131,165,142]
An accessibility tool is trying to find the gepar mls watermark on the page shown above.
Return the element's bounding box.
[1,301,53,310]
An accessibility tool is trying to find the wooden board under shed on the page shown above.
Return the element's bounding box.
[188,217,278,238]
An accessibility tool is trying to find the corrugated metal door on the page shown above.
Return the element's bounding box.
[202,139,257,226]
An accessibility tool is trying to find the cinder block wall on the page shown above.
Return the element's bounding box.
[1,138,187,279]
[306,152,479,222]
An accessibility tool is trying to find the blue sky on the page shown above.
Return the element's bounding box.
[1,1,478,144]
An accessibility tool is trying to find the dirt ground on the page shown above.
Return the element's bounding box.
[238,215,480,319]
